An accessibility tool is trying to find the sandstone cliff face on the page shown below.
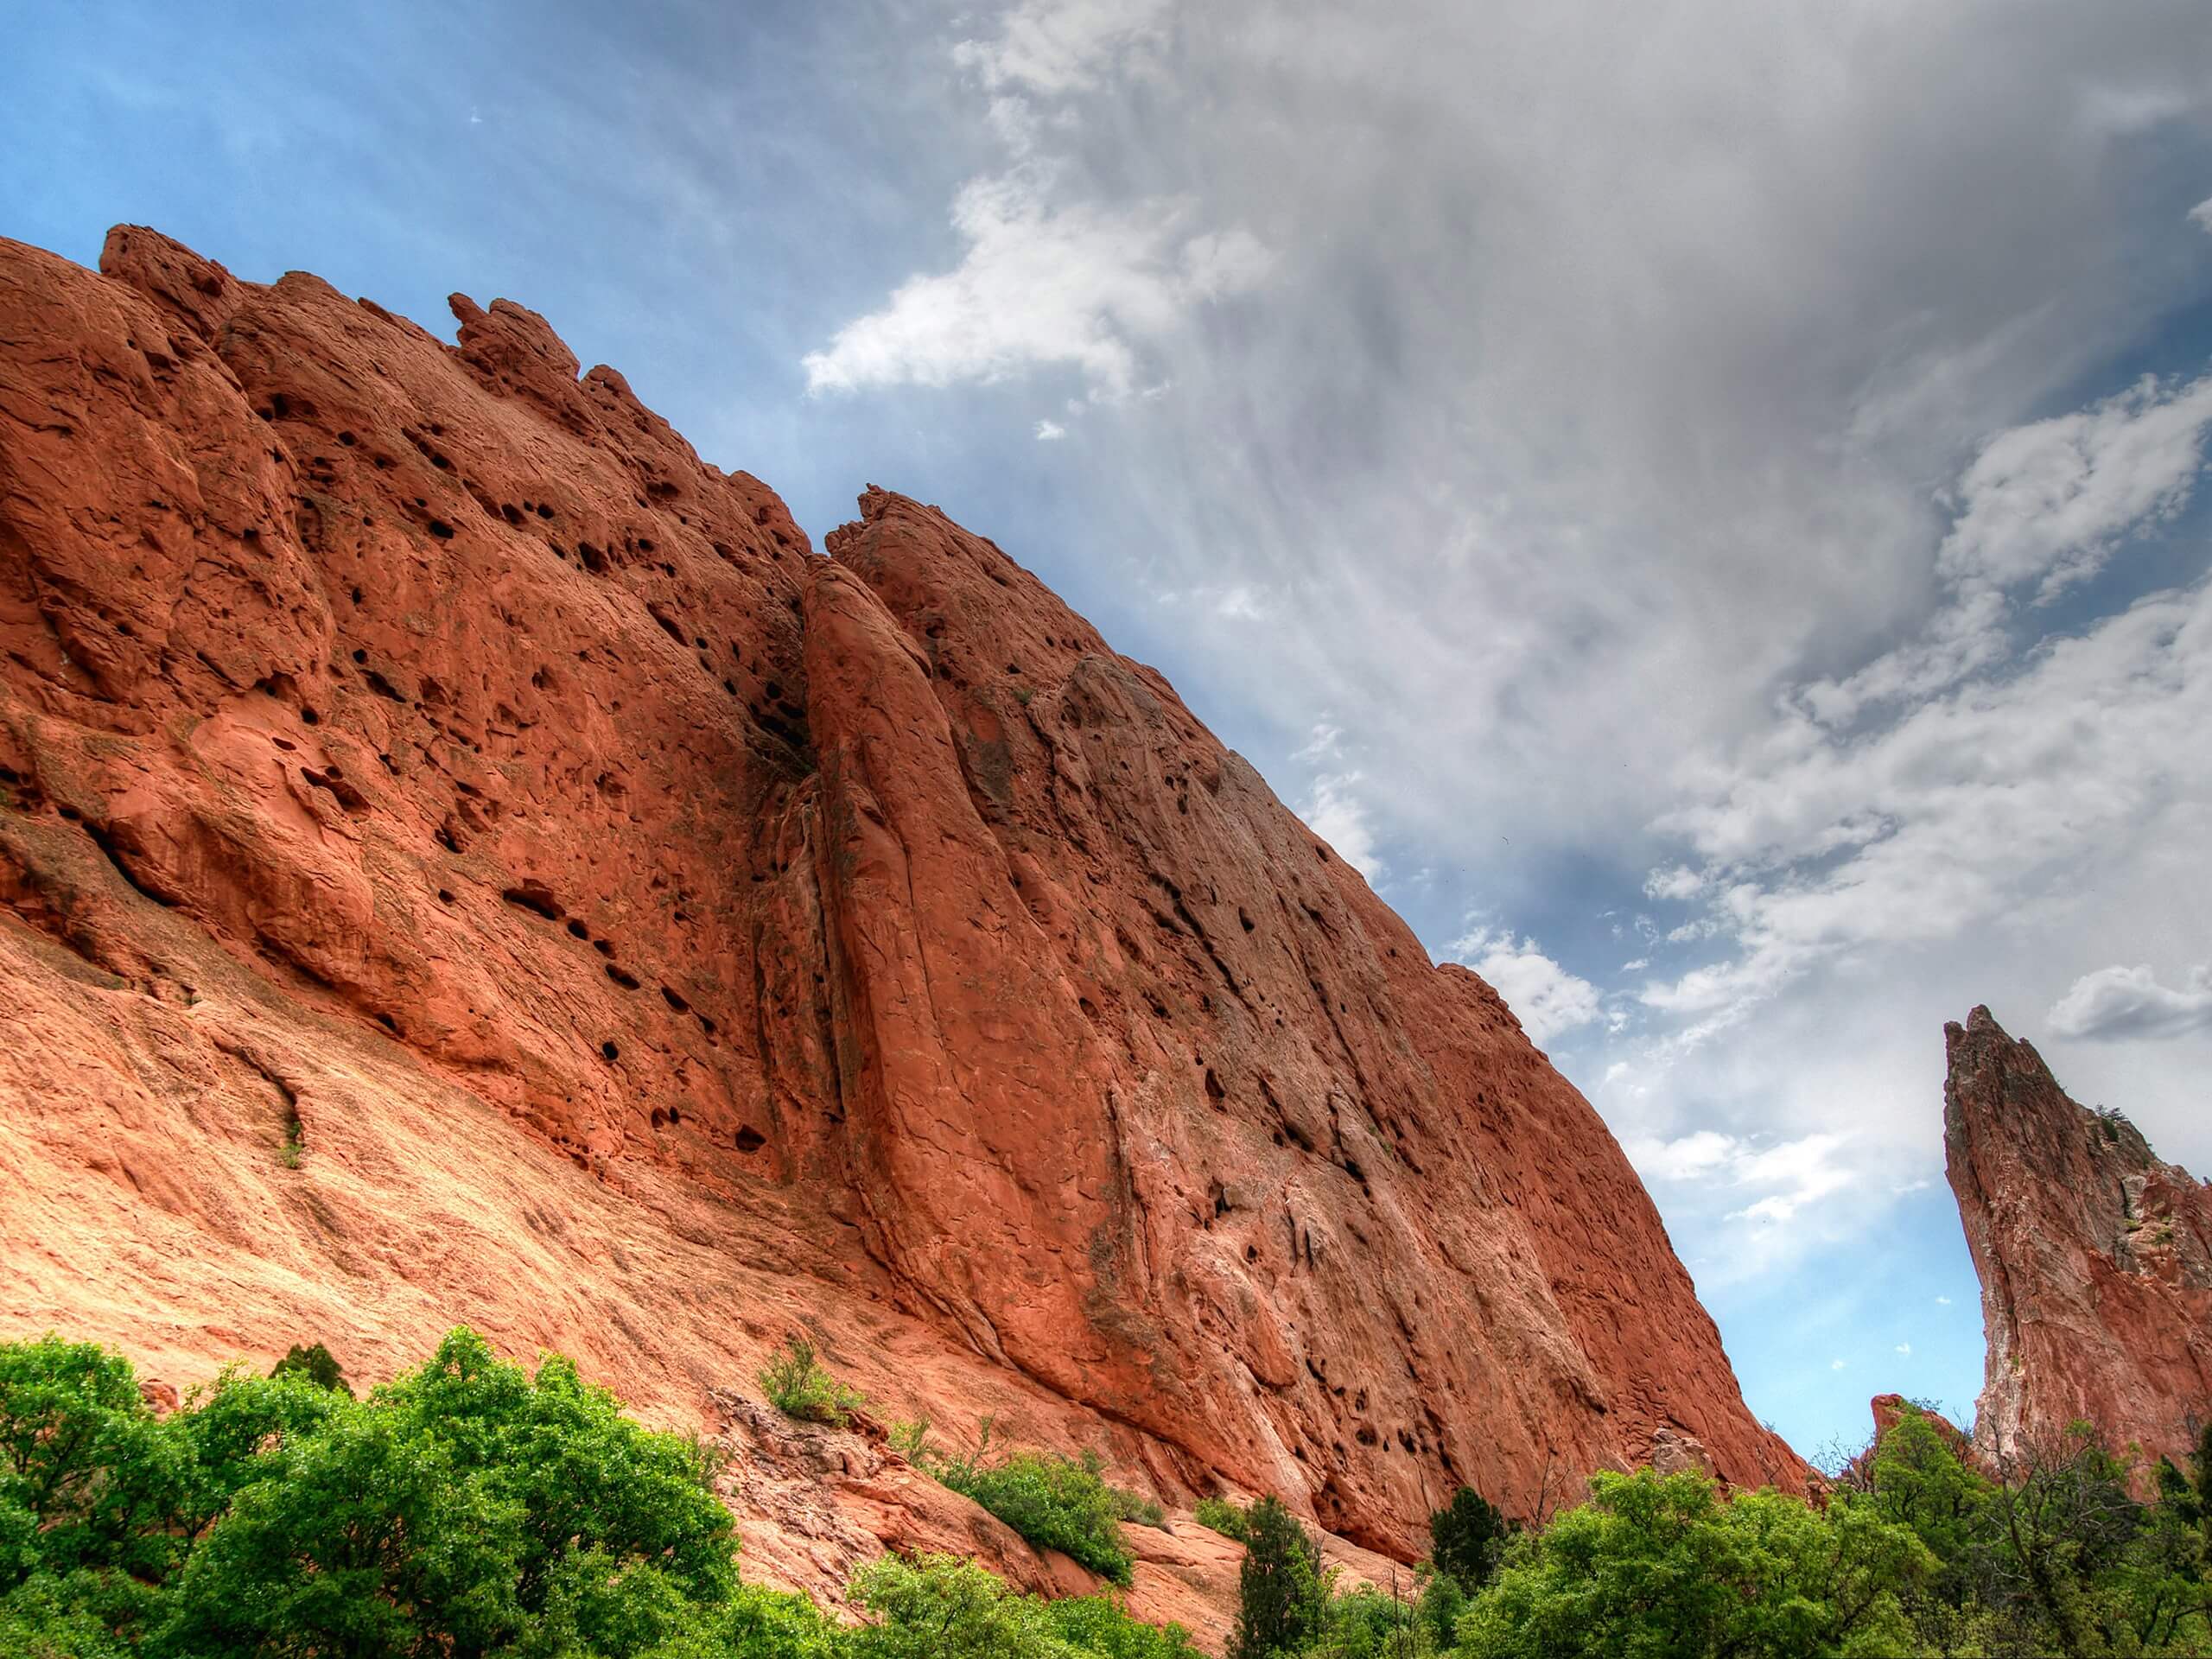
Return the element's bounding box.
[0,226,1803,1607]
[1946,1007,2212,1470]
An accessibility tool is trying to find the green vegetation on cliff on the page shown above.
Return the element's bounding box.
[0,1331,1193,1659]
[7,1328,2205,1658]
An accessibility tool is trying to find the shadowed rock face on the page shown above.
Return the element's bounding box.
[1945,1007,2212,1470]
[0,225,1803,1599]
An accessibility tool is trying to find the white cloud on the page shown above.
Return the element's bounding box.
[1448,923,1604,1045]
[1625,1128,1856,1230]
[1035,418,1068,440]
[2048,962,2212,1040]
[1643,578,2212,1042]
[1936,1295,1953,1306]
[1832,1358,1847,1371]
[1299,772,1384,883]
[2189,195,2212,233]
[1938,373,2212,599]
[803,168,1270,396]
[1895,1343,1913,1357]
[951,0,1171,97]
[1644,865,1705,902]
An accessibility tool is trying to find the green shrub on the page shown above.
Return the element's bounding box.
[1228,1495,1328,1659]
[269,1341,351,1395]
[936,1434,1136,1586]
[848,1554,1197,1659]
[1194,1495,1249,1541]
[1040,1586,1205,1656]
[1088,1451,1166,1529]
[758,1334,866,1428]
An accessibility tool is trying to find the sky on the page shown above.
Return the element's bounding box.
[7,0,2212,1465]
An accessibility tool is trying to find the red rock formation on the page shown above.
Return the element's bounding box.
[1946,1007,2212,1471]
[1869,1392,1972,1457]
[0,226,1804,1615]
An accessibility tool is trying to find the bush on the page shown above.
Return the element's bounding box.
[1195,1495,1249,1542]
[936,1434,1136,1586]
[1229,1495,1328,1659]
[1040,1586,1205,1657]
[758,1334,866,1427]
[849,1553,1198,1659]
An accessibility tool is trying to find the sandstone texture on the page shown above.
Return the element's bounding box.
[0,226,1803,1626]
[1946,1007,2212,1471]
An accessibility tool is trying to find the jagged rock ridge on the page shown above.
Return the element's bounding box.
[1946,1006,2212,1469]
[0,226,1803,1615]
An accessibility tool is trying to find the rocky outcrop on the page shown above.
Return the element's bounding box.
[0,226,1803,1618]
[1946,1007,2212,1471]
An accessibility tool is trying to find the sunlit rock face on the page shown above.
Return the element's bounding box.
[0,226,1805,1608]
[1946,1007,2212,1471]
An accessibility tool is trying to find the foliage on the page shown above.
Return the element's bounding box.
[0,1328,737,1658]
[1039,1587,1206,1657]
[1317,1579,1440,1657]
[847,1554,1198,1659]
[268,1340,351,1395]
[1426,1486,1512,1594]
[1456,1469,1929,1659]
[758,1333,867,1428]
[933,1432,1137,1586]
[1196,1495,1251,1541]
[887,1415,933,1463]
[0,1331,1222,1659]
[1858,1403,2212,1656]
[1230,1494,1331,1659]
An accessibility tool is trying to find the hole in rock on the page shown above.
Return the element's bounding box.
[502,884,563,922]
[734,1126,766,1154]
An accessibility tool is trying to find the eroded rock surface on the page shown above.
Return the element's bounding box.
[0,226,1803,1627]
[1946,1007,2212,1470]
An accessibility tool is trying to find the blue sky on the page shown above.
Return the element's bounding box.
[9,0,2212,1464]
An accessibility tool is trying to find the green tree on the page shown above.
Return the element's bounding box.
[1230,1495,1329,1659]
[1427,1486,1512,1593]
[1456,1470,1928,1659]
[157,1328,740,1659]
